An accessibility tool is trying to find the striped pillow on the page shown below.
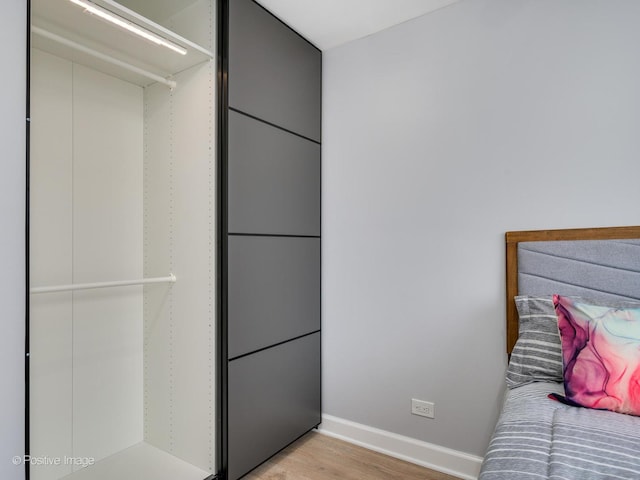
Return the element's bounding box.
[506,295,563,389]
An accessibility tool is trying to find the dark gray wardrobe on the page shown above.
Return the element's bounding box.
[218,1,322,479]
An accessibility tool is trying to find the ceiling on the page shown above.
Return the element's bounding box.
[101,1,461,51]
[255,0,461,50]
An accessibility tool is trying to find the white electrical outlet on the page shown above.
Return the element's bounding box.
[411,398,435,419]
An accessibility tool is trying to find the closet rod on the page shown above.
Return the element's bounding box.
[30,274,177,294]
[31,26,177,89]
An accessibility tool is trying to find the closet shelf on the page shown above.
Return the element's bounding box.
[59,442,211,480]
[32,27,178,89]
[30,274,177,294]
[31,0,214,88]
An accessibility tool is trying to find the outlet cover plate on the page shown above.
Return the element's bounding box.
[411,398,435,419]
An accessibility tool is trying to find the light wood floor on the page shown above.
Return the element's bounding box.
[242,432,461,480]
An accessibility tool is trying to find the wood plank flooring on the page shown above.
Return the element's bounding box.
[242,431,461,480]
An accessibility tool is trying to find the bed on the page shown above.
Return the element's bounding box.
[479,226,640,480]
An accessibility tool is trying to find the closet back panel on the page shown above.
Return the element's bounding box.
[30,48,144,478]
[72,62,144,462]
[30,49,74,480]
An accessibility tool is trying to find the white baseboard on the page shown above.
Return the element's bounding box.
[318,414,482,480]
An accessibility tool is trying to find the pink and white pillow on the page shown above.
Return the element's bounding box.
[554,295,640,416]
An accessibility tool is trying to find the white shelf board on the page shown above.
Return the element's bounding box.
[60,442,212,480]
[31,0,213,87]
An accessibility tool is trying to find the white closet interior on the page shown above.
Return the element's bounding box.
[29,1,216,479]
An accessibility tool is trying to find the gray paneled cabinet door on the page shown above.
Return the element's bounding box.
[228,110,320,237]
[224,1,322,479]
[228,236,320,359]
[228,0,321,142]
[227,333,321,480]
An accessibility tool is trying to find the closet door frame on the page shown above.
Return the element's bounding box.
[24,0,319,478]
[216,0,229,477]
[25,1,32,479]
[26,1,218,478]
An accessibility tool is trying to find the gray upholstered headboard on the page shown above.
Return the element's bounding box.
[505,226,640,353]
[518,239,640,302]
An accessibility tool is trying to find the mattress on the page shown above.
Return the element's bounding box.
[479,382,640,479]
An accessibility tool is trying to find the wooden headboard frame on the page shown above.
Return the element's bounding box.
[505,225,640,354]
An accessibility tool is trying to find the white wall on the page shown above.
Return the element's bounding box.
[322,0,640,460]
[0,1,26,479]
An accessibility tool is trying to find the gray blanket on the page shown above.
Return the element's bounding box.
[479,382,640,479]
